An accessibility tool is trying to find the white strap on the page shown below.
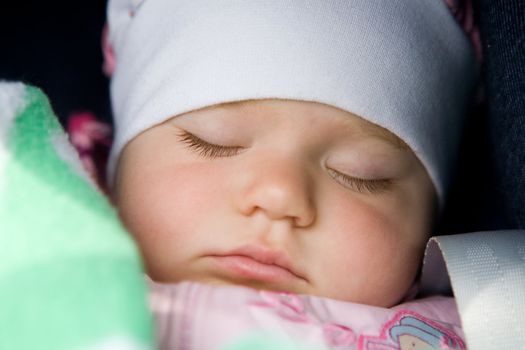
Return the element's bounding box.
[420,230,525,350]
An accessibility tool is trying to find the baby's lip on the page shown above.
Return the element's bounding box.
[207,244,307,283]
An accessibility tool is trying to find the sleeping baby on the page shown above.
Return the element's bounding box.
[104,0,478,348]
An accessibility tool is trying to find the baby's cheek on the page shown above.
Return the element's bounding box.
[154,165,221,218]
[327,195,401,255]
[320,196,420,305]
[120,160,233,281]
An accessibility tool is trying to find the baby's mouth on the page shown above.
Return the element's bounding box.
[205,244,307,285]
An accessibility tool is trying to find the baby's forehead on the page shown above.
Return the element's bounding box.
[182,99,409,151]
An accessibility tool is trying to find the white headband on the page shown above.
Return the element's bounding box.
[107,0,477,204]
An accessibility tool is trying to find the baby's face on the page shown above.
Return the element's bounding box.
[115,99,435,307]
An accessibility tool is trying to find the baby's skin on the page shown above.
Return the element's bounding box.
[114,99,436,307]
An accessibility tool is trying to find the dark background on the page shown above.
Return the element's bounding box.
[0,1,111,123]
[1,0,523,232]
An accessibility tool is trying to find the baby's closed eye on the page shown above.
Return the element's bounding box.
[176,130,245,159]
[175,129,395,195]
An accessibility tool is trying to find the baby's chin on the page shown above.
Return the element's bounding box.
[146,273,305,295]
[145,274,406,307]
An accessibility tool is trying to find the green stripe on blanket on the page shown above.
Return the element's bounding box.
[0,83,153,349]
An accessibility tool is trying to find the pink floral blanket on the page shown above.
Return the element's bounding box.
[149,281,464,350]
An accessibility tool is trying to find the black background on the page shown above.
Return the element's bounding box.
[0,1,111,123]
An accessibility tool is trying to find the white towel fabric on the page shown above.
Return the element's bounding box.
[106,0,477,204]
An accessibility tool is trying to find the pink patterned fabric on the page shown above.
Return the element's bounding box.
[443,0,482,61]
[149,281,465,350]
[67,112,112,190]
[102,24,116,77]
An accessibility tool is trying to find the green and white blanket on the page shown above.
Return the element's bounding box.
[0,82,153,349]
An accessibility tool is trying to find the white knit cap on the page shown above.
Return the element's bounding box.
[107,0,477,204]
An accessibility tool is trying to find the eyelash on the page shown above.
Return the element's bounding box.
[177,130,392,194]
[327,169,393,194]
[177,131,244,158]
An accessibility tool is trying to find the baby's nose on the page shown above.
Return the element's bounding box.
[233,156,316,228]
